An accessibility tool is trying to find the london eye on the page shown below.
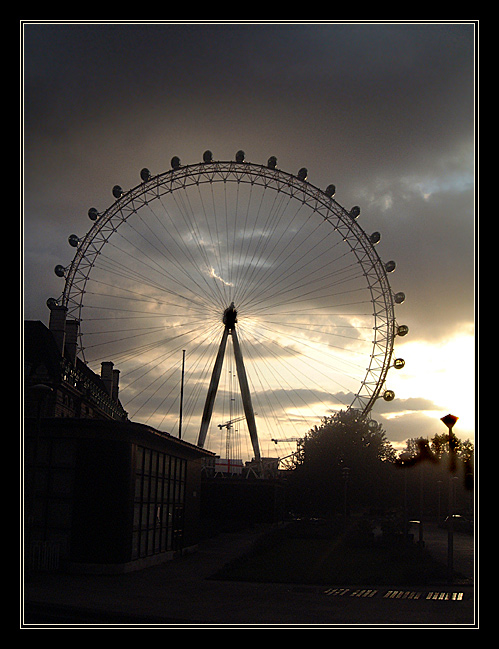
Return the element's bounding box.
[51,150,408,462]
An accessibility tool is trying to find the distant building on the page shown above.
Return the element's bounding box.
[23,311,214,574]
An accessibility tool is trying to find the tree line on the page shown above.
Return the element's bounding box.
[285,409,474,521]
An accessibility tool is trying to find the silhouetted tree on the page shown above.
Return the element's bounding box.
[395,435,474,519]
[287,410,397,517]
[398,434,474,470]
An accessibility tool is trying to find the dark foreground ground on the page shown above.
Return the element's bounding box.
[22,521,476,628]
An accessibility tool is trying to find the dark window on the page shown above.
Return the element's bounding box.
[132,445,186,560]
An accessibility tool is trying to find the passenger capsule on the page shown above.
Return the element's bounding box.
[397,325,409,337]
[350,206,361,219]
[112,185,123,199]
[383,390,395,402]
[325,184,336,197]
[394,291,406,304]
[235,150,245,163]
[54,265,65,277]
[267,156,277,169]
[68,234,79,248]
[203,150,213,163]
[297,167,308,181]
[171,156,181,169]
[140,168,151,182]
[385,260,396,273]
[394,358,405,369]
[88,207,99,221]
[370,232,381,245]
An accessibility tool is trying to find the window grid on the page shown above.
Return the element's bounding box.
[132,446,186,560]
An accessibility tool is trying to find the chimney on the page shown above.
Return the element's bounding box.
[64,319,80,364]
[100,362,114,396]
[48,304,68,355]
[112,369,120,401]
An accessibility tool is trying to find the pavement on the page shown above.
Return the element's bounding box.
[22,522,476,628]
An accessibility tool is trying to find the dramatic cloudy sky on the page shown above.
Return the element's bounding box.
[22,21,476,454]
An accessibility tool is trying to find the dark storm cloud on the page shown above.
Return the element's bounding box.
[23,22,474,162]
[22,22,476,332]
[357,177,474,342]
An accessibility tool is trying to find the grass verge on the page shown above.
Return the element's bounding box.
[212,524,449,586]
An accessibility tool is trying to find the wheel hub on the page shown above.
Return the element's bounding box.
[222,302,238,330]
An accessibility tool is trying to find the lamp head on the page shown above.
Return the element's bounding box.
[441,414,459,429]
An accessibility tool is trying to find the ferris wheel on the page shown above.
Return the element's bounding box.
[51,150,408,461]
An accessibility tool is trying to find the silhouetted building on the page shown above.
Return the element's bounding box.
[24,417,214,573]
[24,314,127,421]
[24,315,215,573]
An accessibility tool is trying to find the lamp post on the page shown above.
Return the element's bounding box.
[341,466,350,523]
[437,480,443,521]
[440,413,458,583]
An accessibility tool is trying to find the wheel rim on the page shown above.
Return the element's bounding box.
[56,156,404,458]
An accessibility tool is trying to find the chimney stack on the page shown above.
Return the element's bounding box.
[112,369,120,401]
[48,303,68,355]
[64,319,80,364]
[100,362,114,397]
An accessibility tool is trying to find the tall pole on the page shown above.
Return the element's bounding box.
[441,414,459,583]
[179,350,185,439]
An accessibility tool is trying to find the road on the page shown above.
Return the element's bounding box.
[23,523,476,627]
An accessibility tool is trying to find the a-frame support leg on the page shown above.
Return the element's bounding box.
[197,301,261,466]
[231,327,261,463]
[197,327,229,448]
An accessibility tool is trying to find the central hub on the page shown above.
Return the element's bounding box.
[223,302,238,330]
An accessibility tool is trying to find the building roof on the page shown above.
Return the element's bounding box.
[25,416,215,458]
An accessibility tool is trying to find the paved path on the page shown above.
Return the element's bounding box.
[23,525,476,628]
[422,522,475,582]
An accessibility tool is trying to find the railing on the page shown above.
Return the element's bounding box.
[61,357,128,420]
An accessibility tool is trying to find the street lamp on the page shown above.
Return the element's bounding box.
[440,413,458,583]
[440,414,459,429]
[441,414,459,473]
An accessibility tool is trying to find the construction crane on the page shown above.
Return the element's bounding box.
[271,438,301,444]
[218,415,247,430]
[218,415,256,464]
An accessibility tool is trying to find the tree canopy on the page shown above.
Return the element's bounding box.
[287,410,398,517]
[285,410,474,520]
[397,433,474,493]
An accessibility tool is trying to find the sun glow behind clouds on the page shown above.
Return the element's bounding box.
[385,326,475,439]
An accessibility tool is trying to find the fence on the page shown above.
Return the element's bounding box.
[28,541,60,572]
